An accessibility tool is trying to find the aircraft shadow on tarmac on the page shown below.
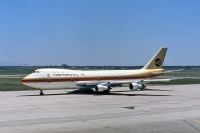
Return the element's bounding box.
[141,88,173,91]
[114,88,173,92]
[19,88,171,97]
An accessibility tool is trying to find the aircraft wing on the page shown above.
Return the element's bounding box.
[76,78,172,87]
[152,69,183,75]
[106,78,172,86]
[105,69,183,86]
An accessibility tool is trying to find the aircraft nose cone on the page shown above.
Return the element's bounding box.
[22,74,37,89]
[21,74,32,86]
[22,75,28,81]
[22,76,28,84]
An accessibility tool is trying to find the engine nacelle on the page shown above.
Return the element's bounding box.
[95,84,110,92]
[129,82,145,90]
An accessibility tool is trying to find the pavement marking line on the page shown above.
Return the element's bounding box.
[183,120,200,132]
[194,120,200,126]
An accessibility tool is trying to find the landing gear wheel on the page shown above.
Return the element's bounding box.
[95,87,98,92]
[40,90,44,96]
[103,89,110,94]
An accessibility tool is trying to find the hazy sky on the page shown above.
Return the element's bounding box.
[0,0,200,66]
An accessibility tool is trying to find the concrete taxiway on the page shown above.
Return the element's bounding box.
[1,84,200,133]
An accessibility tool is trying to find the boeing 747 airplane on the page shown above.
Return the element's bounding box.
[22,48,173,95]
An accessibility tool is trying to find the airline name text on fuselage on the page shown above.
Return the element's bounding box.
[53,74,80,77]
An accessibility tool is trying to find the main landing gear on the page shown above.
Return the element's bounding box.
[103,89,110,94]
[40,90,44,96]
[94,87,111,94]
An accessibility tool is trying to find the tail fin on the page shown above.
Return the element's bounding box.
[143,48,167,69]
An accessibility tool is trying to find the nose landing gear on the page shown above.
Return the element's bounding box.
[40,90,44,96]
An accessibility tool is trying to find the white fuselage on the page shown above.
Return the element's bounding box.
[22,68,163,89]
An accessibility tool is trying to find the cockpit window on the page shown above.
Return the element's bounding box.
[35,70,39,73]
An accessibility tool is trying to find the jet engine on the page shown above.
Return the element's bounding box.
[129,81,145,91]
[95,84,111,92]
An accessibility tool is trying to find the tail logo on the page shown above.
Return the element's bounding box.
[155,58,162,67]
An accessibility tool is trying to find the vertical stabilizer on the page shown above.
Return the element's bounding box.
[143,48,167,69]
